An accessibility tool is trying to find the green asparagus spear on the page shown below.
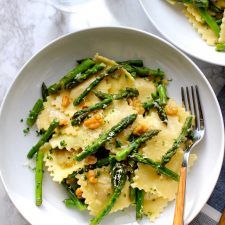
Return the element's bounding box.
[216,43,225,52]
[154,100,168,124]
[26,99,44,127]
[157,84,168,105]
[72,87,139,126]
[209,2,223,13]
[63,199,78,208]
[62,182,87,211]
[73,65,119,106]
[71,98,113,126]
[76,114,137,161]
[216,19,222,26]
[90,162,127,225]
[161,116,193,166]
[142,99,154,112]
[117,60,144,67]
[143,88,168,124]
[193,0,208,7]
[143,99,168,124]
[66,63,106,89]
[41,82,49,102]
[73,73,107,106]
[130,153,179,181]
[128,159,137,205]
[114,88,139,100]
[67,157,110,179]
[35,150,44,206]
[129,188,136,205]
[76,58,92,64]
[123,64,165,78]
[172,0,208,7]
[197,7,220,38]
[93,90,112,100]
[48,59,95,94]
[27,119,59,159]
[136,189,144,220]
[134,67,165,78]
[93,88,139,101]
[116,130,160,161]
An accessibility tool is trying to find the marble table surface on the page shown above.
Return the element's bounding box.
[0,0,224,224]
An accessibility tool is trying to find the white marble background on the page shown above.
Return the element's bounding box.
[0,0,224,224]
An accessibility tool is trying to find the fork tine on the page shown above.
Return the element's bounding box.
[186,87,193,114]
[191,86,200,130]
[195,85,204,129]
[191,86,197,129]
[181,87,188,111]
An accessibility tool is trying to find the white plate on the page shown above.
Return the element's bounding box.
[0,27,224,225]
[139,0,225,66]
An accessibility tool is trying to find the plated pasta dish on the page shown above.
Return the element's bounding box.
[167,0,225,51]
[25,54,197,224]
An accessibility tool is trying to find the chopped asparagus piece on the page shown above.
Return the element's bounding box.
[123,64,165,78]
[209,3,223,14]
[116,130,160,161]
[26,99,44,127]
[41,82,49,102]
[67,157,110,179]
[27,119,59,158]
[198,7,220,38]
[90,162,127,225]
[66,63,106,89]
[130,153,179,181]
[35,150,44,206]
[136,189,144,220]
[157,84,168,105]
[62,182,87,211]
[73,65,119,106]
[161,116,193,166]
[93,88,139,101]
[143,90,168,124]
[76,114,137,161]
[48,59,95,94]
[73,73,106,106]
[117,60,144,67]
[63,199,78,208]
[130,187,137,205]
[171,0,208,7]
[153,100,168,124]
[76,58,92,64]
[216,43,225,52]
[71,98,113,126]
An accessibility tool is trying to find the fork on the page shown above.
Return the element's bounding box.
[173,86,205,225]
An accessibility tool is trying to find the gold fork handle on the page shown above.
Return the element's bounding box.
[173,167,187,225]
[219,209,225,225]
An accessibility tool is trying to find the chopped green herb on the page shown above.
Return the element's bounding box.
[96,170,101,177]
[23,127,30,135]
[35,129,45,136]
[20,118,23,122]
[46,155,53,160]
[115,139,122,148]
[60,140,67,147]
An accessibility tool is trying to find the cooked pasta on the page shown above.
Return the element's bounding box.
[25,55,197,224]
[168,0,225,52]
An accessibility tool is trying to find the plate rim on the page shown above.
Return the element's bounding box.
[138,0,225,67]
[0,26,224,225]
